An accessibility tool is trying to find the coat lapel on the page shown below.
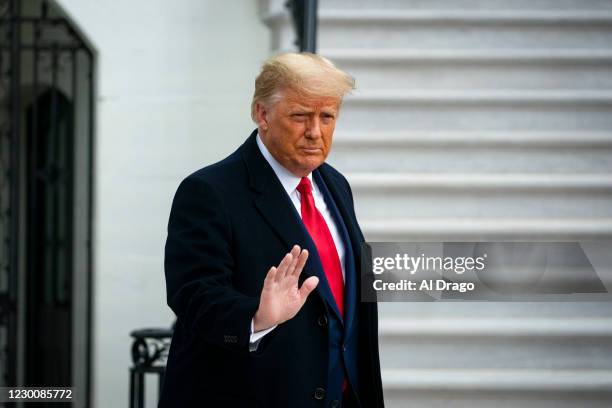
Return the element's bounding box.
[316,166,362,336]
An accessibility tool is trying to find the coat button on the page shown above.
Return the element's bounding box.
[314,387,326,400]
[317,314,328,327]
[330,400,340,408]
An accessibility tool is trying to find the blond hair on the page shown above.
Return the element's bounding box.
[251,52,355,122]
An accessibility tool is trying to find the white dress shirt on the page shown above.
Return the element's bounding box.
[249,133,346,350]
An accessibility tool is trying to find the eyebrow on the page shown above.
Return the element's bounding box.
[288,104,312,112]
[289,106,337,114]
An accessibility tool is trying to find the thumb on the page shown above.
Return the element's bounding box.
[299,276,319,299]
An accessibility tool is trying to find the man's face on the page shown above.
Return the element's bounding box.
[257,89,340,177]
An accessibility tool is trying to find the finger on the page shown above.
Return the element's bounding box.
[264,266,277,288]
[275,253,292,283]
[292,249,309,277]
[283,245,301,279]
[299,276,319,299]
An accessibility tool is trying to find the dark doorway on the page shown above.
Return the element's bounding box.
[25,88,74,388]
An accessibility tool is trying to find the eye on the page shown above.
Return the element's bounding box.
[321,113,336,123]
[291,113,307,121]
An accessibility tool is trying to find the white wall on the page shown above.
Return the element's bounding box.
[54,1,271,407]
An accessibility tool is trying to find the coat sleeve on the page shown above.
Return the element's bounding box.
[164,174,259,351]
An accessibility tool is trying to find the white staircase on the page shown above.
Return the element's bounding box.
[259,0,612,406]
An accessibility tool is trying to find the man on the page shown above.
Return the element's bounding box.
[160,53,384,408]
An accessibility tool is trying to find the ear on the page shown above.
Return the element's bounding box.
[255,102,270,131]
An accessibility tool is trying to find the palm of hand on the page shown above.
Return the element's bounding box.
[254,245,319,331]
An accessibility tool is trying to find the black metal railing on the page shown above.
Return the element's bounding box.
[129,327,173,408]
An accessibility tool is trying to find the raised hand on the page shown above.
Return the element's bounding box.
[253,245,319,332]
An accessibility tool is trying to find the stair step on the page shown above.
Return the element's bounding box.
[323,49,612,90]
[326,48,612,62]
[360,218,612,240]
[328,132,612,174]
[348,173,612,218]
[378,302,612,319]
[379,317,612,337]
[384,389,612,408]
[382,369,612,407]
[317,9,612,23]
[264,9,612,50]
[319,0,612,11]
[348,173,612,190]
[382,368,612,391]
[379,320,612,370]
[346,173,612,218]
[346,89,612,104]
[332,130,612,147]
[384,392,612,408]
[336,90,612,131]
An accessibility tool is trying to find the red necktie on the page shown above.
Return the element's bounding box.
[297,177,344,317]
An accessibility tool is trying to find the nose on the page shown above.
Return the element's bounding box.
[306,116,322,139]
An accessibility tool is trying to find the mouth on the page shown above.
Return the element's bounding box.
[300,147,321,154]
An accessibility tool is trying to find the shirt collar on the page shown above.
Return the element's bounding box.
[256,132,313,195]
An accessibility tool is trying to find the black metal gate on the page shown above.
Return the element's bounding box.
[0,0,95,405]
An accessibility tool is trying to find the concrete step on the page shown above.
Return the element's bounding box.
[346,173,612,218]
[382,369,612,408]
[328,131,612,174]
[359,217,612,240]
[319,0,612,11]
[383,368,612,391]
[323,49,612,90]
[263,10,612,50]
[378,318,612,370]
[337,90,612,131]
[378,302,612,319]
[320,10,612,50]
[332,130,612,148]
